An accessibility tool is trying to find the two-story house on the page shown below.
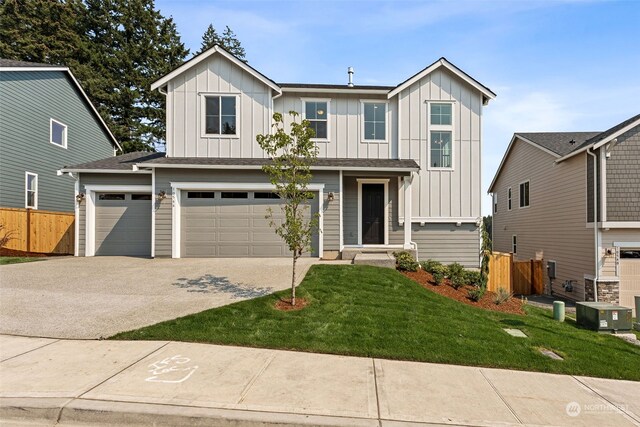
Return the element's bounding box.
[489,114,640,313]
[0,59,120,213]
[61,45,494,263]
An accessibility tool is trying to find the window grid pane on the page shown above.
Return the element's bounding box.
[430,131,452,168]
[205,96,236,135]
[430,103,452,125]
[363,103,386,141]
[306,101,328,139]
[51,121,66,146]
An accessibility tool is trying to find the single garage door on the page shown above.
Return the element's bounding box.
[181,190,318,257]
[95,192,152,256]
[620,250,640,315]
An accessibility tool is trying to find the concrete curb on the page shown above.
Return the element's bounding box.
[2,397,380,427]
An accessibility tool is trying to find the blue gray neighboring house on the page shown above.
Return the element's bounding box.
[0,58,120,213]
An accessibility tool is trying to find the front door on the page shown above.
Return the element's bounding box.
[362,184,385,244]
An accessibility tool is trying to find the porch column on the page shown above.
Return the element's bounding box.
[403,173,413,249]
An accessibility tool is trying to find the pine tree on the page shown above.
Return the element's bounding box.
[197,24,246,62]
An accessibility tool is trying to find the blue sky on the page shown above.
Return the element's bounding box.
[156,0,640,215]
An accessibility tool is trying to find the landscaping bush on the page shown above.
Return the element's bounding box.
[393,251,419,272]
[494,287,512,305]
[464,270,482,287]
[468,286,486,302]
[447,262,465,290]
[450,274,466,290]
[432,270,445,285]
[421,259,441,274]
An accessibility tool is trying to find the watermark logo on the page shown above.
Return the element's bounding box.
[566,401,581,417]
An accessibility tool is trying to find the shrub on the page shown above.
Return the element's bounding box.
[393,251,419,272]
[494,287,512,305]
[450,274,466,290]
[421,259,442,274]
[432,271,445,285]
[468,286,486,302]
[465,270,482,287]
[447,263,465,289]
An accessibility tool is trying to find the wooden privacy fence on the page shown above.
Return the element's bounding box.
[487,251,544,295]
[0,208,74,254]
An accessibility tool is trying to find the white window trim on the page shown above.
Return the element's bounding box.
[360,100,389,143]
[426,101,455,171]
[512,235,517,254]
[357,178,390,246]
[199,93,240,139]
[25,172,38,209]
[169,182,325,259]
[301,97,331,143]
[50,118,68,149]
[519,180,530,209]
[507,187,512,211]
[84,185,152,256]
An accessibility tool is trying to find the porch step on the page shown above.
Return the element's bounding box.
[342,248,416,261]
[352,253,396,269]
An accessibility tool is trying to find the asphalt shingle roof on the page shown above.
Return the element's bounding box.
[0,58,59,68]
[63,151,165,170]
[575,113,640,151]
[515,132,601,156]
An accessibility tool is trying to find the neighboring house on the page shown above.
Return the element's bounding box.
[61,45,495,265]
[0,59,120,213]
[489,114,640,312]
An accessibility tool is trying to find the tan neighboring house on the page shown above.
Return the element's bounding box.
[59,45,495,265]
[489,114,640,313]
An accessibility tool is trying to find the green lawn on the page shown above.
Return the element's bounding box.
[113,265,640,381]
[0,256,43,265]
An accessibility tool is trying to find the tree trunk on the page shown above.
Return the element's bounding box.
[291,254,297,306]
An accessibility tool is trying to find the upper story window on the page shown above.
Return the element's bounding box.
[493,193,498,214]
[512,235,517,254]
[429,102,454,169]
[303,99,329,140]
[25,172,37,209]
[519,181,530,208]
[362,101,387,142]
[202,94,238,137]
[508,187,512,210]
[50,119,67,148]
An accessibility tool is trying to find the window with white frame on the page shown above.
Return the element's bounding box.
[519,181,530,208]
[512,235,517,254]
[25,172,37,209]
[429,103,453,168]
[304,100,328,140]
[50,119,67,148]
[202,95,237,136]
[362,101,386,141]
[493,193,498,214]
[508,187,512,210]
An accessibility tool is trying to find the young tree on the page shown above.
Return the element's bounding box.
[196,23,246,62]
[257,112,319,306]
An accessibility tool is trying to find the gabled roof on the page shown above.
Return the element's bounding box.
[515,132,600,157]
[150,45,281,93]
[387,57,496,104]
[0,58,121,151]
[557,113,640,162]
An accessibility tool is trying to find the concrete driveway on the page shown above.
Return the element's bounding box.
[0,256,317,339]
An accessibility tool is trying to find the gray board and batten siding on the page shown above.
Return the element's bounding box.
[0,70,115,212]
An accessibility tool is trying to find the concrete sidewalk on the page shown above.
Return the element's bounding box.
[1,335,638,427]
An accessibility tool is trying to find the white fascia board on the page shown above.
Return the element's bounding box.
[487,134,559,193]
[59,168,151,174]
[388,58,496,101]
[151,46,281,94]
[411,217,480,224]
[138,163,418,173]
[281,87,390,95]
[556,117,640,163]
[613,241,640,248]
[0,67,68,72]
[170,182,325,191]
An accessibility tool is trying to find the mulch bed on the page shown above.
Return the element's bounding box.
[274,297,309,311]
[402,269,525,315]
[0,248,66,257]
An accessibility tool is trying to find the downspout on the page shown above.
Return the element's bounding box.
[586,148,599,302]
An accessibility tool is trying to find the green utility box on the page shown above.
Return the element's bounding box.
[576,302,632,332]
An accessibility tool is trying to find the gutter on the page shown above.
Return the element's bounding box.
[586,147,599,302]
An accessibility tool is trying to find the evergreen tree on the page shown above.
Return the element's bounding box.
[197,24,246,62]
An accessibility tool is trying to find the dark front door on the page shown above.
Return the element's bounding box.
[362,184,385,244]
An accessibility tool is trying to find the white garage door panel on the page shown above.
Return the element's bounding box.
[181,192,317,258]
[620,258,640,315]
[95,194,151,256]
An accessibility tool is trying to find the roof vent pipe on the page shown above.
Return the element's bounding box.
[347,67,354,87]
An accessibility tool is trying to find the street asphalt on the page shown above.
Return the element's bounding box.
[1,335,639,426]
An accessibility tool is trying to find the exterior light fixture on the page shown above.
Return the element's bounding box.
[327,192,335,202]
[157,190,167,201]
[75,193,85,203]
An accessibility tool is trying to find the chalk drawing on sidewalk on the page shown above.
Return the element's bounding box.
[145,354,198,383]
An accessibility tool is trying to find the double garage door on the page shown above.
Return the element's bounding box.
[181,190,318,258]
[95,192,152,256]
